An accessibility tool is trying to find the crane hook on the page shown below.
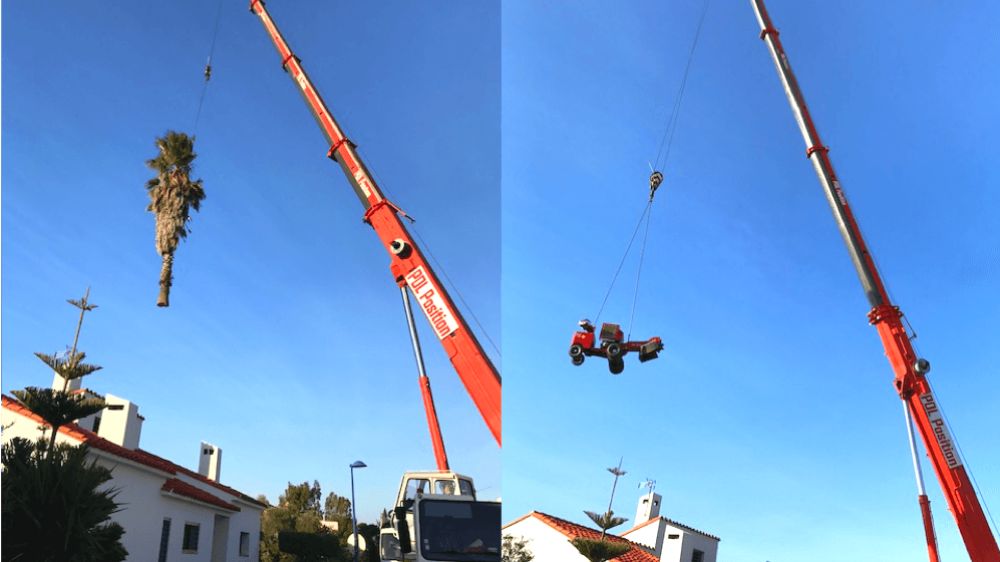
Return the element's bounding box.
[649,170,663,201]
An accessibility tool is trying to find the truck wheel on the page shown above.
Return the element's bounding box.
[569,344,584,358]
[572,355,585,366]
[609,358,624,375]
[606,343,622,359]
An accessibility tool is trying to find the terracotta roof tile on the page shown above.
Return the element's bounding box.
[622,516,720,542]
[162,478,240,512]
[2,395,265,508]
[524,511,659,562]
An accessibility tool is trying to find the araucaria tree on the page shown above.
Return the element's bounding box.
[569,510,630,562]
[145,130,206,307]
[2,290,128,560]
[569,459,631,562]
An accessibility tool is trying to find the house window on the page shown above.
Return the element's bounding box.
[239,532,250,557]
[182,523,200,552]
[691,548,705,562]
[158,518,171,562]
[667,534,680,539]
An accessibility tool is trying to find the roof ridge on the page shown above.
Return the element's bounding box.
[622,515,720,542]
[3,394,265,508]
[527,511,659,562]
[161,477,240,512]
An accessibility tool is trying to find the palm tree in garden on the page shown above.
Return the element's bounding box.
[145,130,206,307]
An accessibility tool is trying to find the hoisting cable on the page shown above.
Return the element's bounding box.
[366,161,503,360]
[652,0,711,173]
[594,202,653,325]
[612,0,709,336]
[627,188,655,340]
[929,378,1000,539]
[411,225,502,360]
[193,0,225,133]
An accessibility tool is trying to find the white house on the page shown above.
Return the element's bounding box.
[503,510,659,562]
[2,383,265,562]
[620,491,719,562]
[504,491,719,562]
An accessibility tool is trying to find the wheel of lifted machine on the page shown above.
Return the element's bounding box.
[569,344,584,358]
[572,355,585,366]
[609,358,625,375]
[606,342,622,359]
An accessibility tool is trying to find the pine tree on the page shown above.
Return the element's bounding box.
[569,459,632,562]
[1,290,127,560]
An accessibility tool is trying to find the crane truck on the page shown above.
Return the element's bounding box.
[248,3,501,561]
[751,2,999,560]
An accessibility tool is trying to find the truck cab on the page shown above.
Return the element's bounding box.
[379,471,500,562]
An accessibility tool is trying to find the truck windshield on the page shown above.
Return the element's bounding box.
[417,500,500,562]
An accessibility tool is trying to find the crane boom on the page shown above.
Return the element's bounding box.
[750,1,999,560]
[249,0,501,447]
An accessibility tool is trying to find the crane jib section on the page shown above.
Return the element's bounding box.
[250,0,501,446]
[750,1,999,560]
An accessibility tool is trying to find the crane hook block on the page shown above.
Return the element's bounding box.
[649,170,664,201]
[568,320,664,375]
[204,64,212,81]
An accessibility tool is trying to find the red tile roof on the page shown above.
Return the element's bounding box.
[506,511,659,562]
[162,478,240,511]
[2,395,266,509]
[622,516,720,542]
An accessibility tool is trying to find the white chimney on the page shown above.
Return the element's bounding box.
[199,442,222,482]
[52,370,81,392]
[635,491,662,524]
[97,394,143,450]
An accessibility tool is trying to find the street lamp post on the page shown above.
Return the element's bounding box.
[350,461,367,562]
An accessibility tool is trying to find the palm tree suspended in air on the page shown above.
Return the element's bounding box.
[145,131,206,307]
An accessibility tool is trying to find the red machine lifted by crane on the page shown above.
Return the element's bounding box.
[569,320,663,375]
[751,2,1000,561]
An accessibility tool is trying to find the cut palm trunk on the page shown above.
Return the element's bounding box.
[145,131,206,307]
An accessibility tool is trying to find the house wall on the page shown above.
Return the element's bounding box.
[227,499,264,559]
[91,453,181,560]
[676,529,719,562]
[504,517,586,562]
[623,522,665,555]
[2,404,262,562]
[2,404,59,444]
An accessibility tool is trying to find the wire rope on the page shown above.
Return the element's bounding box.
[590,0,710,334]
[366,161,503,361]
[594,202,652,325]
[627,200,654,340]
[193,0,225,134]
[653,0,711,172]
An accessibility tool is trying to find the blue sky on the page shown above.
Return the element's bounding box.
[502,2,999,562]
[2,1,500,522]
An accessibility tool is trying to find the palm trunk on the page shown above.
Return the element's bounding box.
[157,253,173,307]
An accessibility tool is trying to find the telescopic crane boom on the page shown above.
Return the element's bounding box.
[750,2,999,560]
[248,1,501,462]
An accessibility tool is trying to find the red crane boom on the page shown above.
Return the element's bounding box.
[750,2,999,560]
[249,1,501,462]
